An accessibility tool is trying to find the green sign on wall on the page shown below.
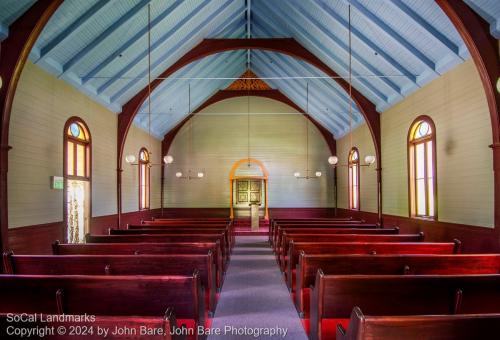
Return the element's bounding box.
[51,176,64,190]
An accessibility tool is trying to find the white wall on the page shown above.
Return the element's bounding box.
[8,61,160,228]
[164,96,334,208]
[336,59,494,227]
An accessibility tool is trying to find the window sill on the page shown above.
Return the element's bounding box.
[411,216,436,222]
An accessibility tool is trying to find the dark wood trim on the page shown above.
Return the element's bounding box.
[336,208,499,253]
[63,117,92,243]
[121,38,379,226]
[160,89,337,214]
[0,0,63,255]
[437,0,500,232]
[407,115,437,220]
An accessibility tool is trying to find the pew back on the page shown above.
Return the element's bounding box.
[310,273,500,340]
[337,307,500,340]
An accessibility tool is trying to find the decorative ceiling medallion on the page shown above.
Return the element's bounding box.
[226,70,272,91]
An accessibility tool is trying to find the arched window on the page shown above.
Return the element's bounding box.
[348,148,360,210]
[139,148,150,210]
[408,116,437,219]
[64,118,91,244]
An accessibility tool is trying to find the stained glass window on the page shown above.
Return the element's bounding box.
[66,120,90,179]
[139,148,150,210]
[409,117,436,219]
[348,148,360,210]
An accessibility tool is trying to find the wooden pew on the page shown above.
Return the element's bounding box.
[279,232,423,269]
[287,241,461,289]
[85,233,229,269]
[272,224,382,251]
[296,253,500,317]
[270,218,363,243]
[0,273,205,339]
[337,307,500,340]
[309,273,500,340]
[273,227,399,254]
[122,225,234,252]
[0,309,181,339]
[52,241,224,289]
[3,252,217,314]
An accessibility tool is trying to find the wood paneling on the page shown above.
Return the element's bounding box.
[336,208,499,253]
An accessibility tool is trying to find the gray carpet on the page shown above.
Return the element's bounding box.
[207,236,308,340]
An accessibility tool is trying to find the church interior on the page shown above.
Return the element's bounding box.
[1,0,500,339]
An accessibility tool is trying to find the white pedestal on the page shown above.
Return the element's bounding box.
[250,204,260,231]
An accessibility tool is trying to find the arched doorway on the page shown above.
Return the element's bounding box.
[229,158,269,220]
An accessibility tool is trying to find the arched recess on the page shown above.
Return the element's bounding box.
[0,0,63,252]
[436,0,500,230]
[159,89,337,215]
[118,38,381,226]
[229,158,269,220]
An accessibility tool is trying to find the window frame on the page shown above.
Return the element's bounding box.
[138,147,151,210]
[407,115,438,220]
[348,147,360,211]
[63,117,92,243]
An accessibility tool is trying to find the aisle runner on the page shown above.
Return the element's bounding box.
[208,236,308,339]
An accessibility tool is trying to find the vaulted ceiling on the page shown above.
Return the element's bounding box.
[1,0,499,139]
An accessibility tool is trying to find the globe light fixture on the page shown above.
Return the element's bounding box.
[328,156,338,165]
[163,155,174,164]
[364,155,376,165]
[175,172,183,178]
[294,172,301,178]
[125,155,136,164]
[197,172,204,178]
[315,171,322,177]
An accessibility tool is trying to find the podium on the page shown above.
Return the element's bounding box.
[249,203,260,231]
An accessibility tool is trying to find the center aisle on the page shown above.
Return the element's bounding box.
[208,236,308,339]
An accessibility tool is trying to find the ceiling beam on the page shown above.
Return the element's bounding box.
[61,0,150,74]
[278,0,403,99]
[348,0,436,73]
[105,0,240,102]
[35,0,110,61]
[255,0,389,106]
[82,0,184,85]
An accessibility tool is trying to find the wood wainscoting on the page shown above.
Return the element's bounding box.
[336,208,500,253]
[7,208,163,254]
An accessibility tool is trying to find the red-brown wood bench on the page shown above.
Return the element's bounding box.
[0,309,180,340]
[309,273,500,340]
[3,251,217,315]
[270,217,357,241]
[279,233,424,271]
[85,233,229,270]
[0,273,205,339]
[287,240,461,289]
[273,223,382,251]
[296,253,500,317]
[52,241,224,289]
[122,225,234,252]
[273,227,399,254]
[336,307,500,340]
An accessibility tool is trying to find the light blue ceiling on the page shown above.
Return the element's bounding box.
[2,0,498,139]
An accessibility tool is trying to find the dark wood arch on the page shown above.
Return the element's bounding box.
[119,38,382,226]
[0,0,63,253]
[436,0,500,231]
[159,89,338,215]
